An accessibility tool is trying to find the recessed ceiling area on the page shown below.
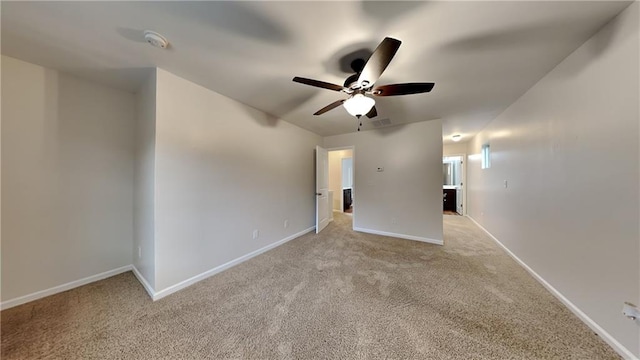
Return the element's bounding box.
[1,1,632,140]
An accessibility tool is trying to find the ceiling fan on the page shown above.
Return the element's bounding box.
[292,37,435,130]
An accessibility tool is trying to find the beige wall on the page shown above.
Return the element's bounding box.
[325,120,443,244]
[467,4,639,357]
[153,68,323,292]
[443,142,468,157]
[133,69,157,289]
[1,56,135,303]
[328,149,353,211]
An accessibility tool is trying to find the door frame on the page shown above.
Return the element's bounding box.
[442,153,467,215]
[327,146,355,230]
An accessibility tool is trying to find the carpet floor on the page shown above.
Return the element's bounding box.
[1,213,620,359]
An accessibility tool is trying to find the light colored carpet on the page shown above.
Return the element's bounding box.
[1,213,620,359]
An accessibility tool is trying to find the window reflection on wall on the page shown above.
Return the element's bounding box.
[481,144,491,169]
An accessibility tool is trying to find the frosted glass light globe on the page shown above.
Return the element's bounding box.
[343,94,375,117]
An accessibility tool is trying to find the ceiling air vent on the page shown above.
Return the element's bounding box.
[372,118,392,127]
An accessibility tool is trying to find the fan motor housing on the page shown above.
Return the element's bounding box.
[344,73,360,88]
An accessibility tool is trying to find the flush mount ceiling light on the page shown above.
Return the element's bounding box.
[343,94,375,118]
[144,30,169,49]
[452,134,462,142]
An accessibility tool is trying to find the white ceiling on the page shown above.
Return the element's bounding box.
[1,1,631,141]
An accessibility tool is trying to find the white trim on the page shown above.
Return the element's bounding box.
[326,146,355,151]
[0,227,316,307]
[353,227,443,245]
[0,265,132,310]
[467,216,639,360]
[152,226,315,301]
[131,265,156,300]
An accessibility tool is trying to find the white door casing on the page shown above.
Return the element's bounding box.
[316,146,329,233]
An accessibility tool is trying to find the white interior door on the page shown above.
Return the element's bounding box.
[316,146,329,233]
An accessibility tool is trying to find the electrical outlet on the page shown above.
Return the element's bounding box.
[391,217,397,225]
[138,246,142,259]
[284,219,289,229]
[252,229,259,240]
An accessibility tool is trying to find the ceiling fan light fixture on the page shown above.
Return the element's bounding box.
[452,134,462,142]
[292,37,434,118]
[343,94,375,117]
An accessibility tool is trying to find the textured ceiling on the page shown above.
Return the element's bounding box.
[1,1,631,141]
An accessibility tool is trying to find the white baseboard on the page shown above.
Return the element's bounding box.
[1,227,316,308]
[151,226,315,301]
[353,227,443,245]
[0,265,132,310]
[131,265,156,299]
[467,216,638,360]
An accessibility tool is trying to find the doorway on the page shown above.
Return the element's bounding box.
[328,148,354,217]
[342,158,353,213]
[443,155,464,215]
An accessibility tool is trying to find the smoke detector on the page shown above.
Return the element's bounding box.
[144,30,169,49]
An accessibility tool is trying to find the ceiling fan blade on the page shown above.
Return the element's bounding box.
[365,106,377,118]
[357,37,401,88]
[293,77,344,92]
[314,99,346,115]
[372,82,435,96]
